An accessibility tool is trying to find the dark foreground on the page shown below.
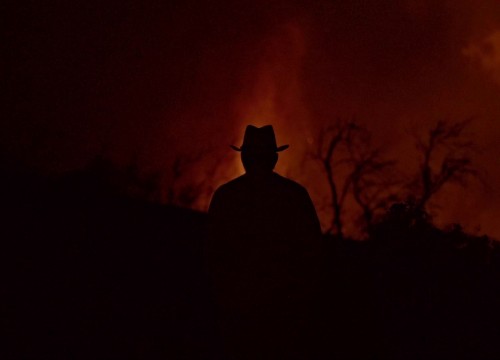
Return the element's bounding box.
[2,176,500,359]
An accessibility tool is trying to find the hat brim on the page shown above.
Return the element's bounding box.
[230,144,289,152]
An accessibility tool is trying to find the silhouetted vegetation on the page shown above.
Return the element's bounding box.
[310,118,483,239]
[2,156,499,359]
[410,119,480,210]
[310,119,400,238]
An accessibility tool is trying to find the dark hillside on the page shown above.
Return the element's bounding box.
[2,171,214,359]
[2,170,500,359]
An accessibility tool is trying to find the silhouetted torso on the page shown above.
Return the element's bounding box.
[207,171,321,359]
[209,172,320,283]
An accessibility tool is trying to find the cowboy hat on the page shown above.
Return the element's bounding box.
[230,125,289,152]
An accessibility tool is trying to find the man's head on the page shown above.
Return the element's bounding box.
[231,125,288,174]
[241,150,278,174]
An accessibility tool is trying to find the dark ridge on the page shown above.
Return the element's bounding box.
[2,169,500,359]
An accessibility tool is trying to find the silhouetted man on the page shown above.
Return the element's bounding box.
[207,125,322,359]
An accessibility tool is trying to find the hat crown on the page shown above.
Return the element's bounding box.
[232,125,289,153]
[243,125,276,150]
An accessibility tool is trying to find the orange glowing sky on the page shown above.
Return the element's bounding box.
[3,0,500,237]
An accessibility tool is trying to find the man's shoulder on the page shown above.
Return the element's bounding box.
[272,173,308,193]
[213,175,246,195]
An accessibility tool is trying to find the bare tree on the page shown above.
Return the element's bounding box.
[412,119,478,210]
[311,119,399,238]
[310,120,355,237]
[346,130,400,232]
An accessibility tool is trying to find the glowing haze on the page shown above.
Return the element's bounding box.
[3,0,500,237]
